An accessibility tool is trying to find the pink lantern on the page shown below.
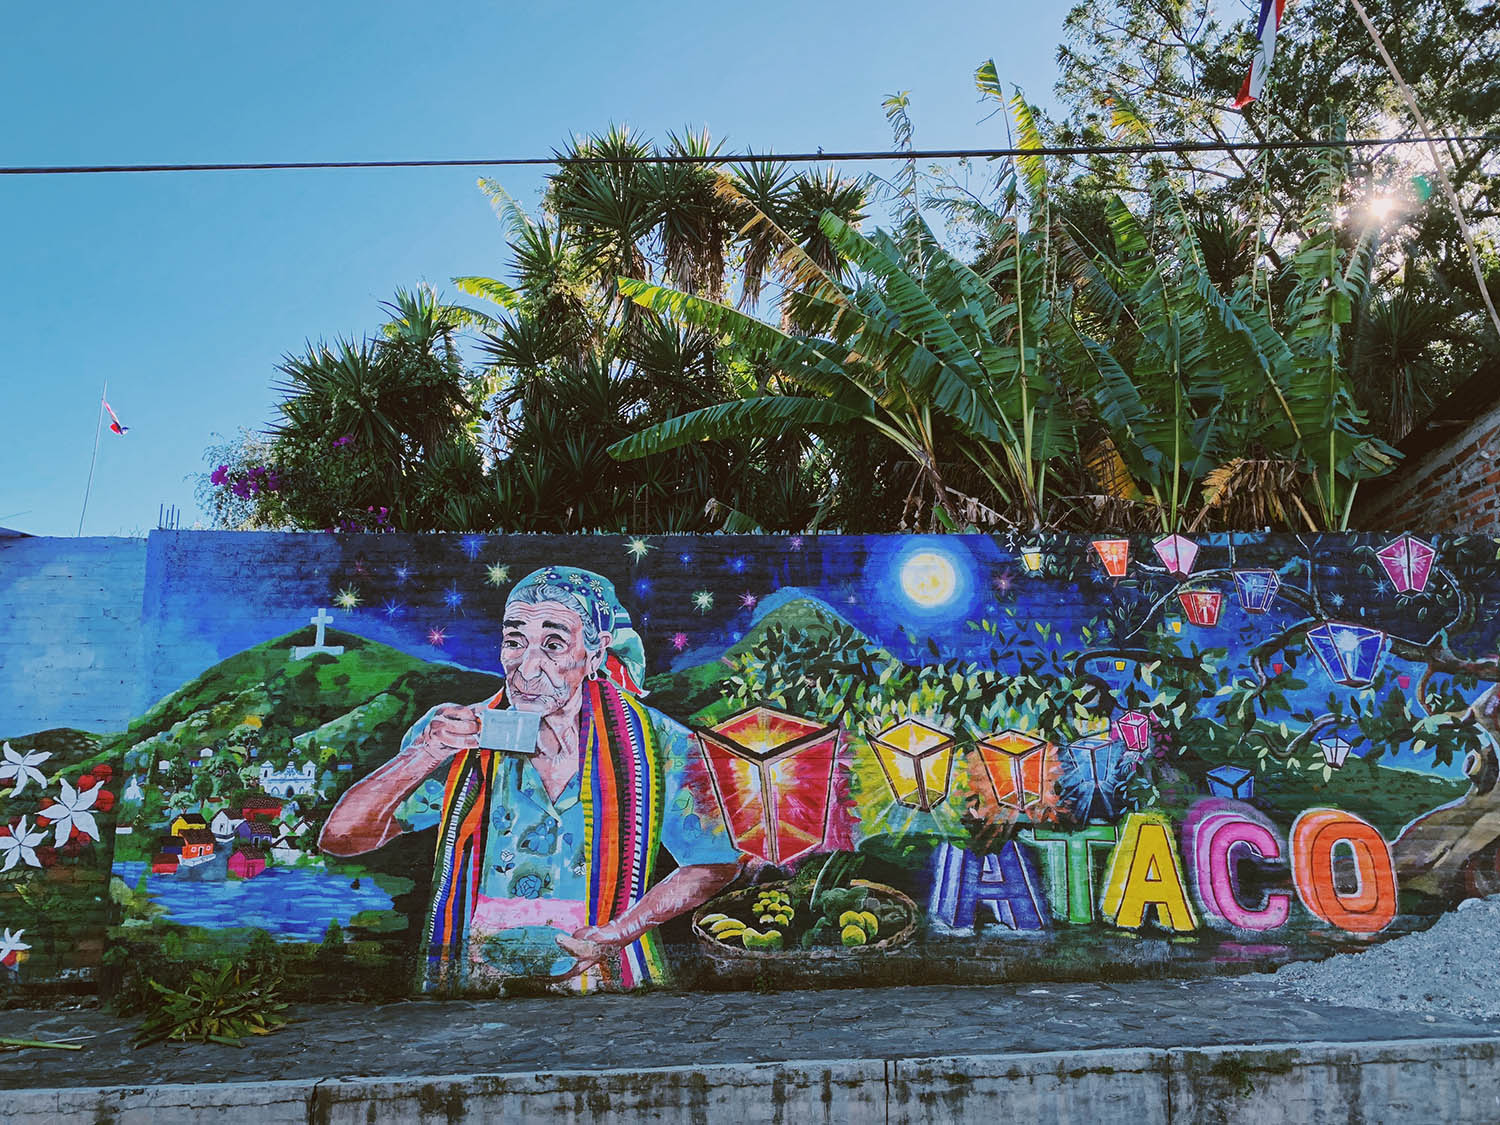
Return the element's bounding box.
[1376,534,1436,594]
[1092,539,1130,578]
[1152,534,1199,577]
[1114,710,1151,752]
[1177,589,1224,626]
[694,705,842,866]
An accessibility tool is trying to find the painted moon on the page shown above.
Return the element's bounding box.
[901,551,958,608]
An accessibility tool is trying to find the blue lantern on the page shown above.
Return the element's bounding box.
[1059,734,1137,823]
[1305,622,1387,687]
[1232,569,1280,613]
[1205,764,1255,799]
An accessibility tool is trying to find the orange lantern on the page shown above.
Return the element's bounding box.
[971,729,1055,815]
[693,705,842,866]
[869,718,956,811]
[1092,539,1130,577]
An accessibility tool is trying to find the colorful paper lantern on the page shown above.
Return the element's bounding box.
[1059,734,1136,823]
[1020,547,1045,574]
[693,705,842,866]
[1205,764,1255,800]
[1319,736,1352,769]
[1376,534,1436,594]
[869,718,956,811]
[1114,710,1151,752]
[972,729,1055,815]
[1305,622,1387,688]
[1177,589,1224,626]
[1233,569,1280,613]
[1152,534,1199,577]
[1092,539,1130,578]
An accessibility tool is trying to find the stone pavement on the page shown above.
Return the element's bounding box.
[6,978,1500,1121]
[3,976,1497,1089]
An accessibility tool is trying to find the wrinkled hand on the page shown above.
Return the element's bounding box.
[554,925,624,980]
[413,705,481,764]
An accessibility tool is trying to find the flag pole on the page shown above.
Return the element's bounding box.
[77,380,106,537]
[1344,0,1500,344]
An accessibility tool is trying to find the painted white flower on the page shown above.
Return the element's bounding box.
[0,817,48,871]
[0,742,51,797]
[0,928,29,963]
[45,779,99,848]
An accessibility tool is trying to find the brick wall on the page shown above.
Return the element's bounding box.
[1357,398,1500,533]
[0,536,148,735]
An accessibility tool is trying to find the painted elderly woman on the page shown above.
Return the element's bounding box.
[320,567,741,992]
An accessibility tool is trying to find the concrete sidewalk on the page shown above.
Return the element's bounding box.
[5,977,1500,1122]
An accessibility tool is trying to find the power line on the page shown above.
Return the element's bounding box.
[3,134,1498,176]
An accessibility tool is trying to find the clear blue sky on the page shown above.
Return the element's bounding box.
[0,2,1068,538]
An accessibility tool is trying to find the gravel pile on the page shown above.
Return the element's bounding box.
[1256,896,1500,1020]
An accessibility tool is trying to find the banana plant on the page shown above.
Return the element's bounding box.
[608,198,1076,530]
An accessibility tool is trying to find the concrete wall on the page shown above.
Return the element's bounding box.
[4,531,1500,998]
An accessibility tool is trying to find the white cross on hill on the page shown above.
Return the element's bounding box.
[290,607,346,661]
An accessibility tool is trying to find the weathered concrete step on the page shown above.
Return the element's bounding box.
[6,1035,1499,1124]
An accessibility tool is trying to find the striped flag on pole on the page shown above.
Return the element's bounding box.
[1234,0,1288,108]
[103,400,129,435]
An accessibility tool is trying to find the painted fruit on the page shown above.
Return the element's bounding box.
[840,924,868,947]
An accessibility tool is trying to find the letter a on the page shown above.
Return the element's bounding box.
[1100,813,1198,932]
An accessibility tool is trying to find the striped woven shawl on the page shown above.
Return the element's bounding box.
[422,680,666,990]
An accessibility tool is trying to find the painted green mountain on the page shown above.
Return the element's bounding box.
[644,595,894,721]
[92,628,503,780]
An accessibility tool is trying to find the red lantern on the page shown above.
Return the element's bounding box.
[971,729,1055,815]
[1177,589,1223,626]
[693,705,842,866]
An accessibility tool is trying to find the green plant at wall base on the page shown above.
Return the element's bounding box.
[134,963,290,1048]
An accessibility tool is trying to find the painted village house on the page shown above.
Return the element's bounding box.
[227,846,267,879]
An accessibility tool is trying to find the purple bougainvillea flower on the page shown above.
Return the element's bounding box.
[333,434,354,448]
[231,479,252,498]
[210,465,229,486]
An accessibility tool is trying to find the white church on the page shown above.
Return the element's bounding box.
[258,760,317,798]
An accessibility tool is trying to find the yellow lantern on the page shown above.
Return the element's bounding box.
[869,718,956,811]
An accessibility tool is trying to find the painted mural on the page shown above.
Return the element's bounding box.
[4,532,1500,996]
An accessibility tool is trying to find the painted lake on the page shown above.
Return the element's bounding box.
[112,861,398,941]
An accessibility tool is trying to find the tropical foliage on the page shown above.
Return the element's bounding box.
[608,74,1399,532]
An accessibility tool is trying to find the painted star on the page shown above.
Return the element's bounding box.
[625,537,653,562]
[394,564,412,584]
[671,632,690,651]
[692,590,715,613]
[788,536,804,551]
[334,586,362,611]
[634,577,653,598]
[427,627,448,647]
[678,552,693,567]
[443,584,465,610]
[381,599,405,619]
[486,563,510,587]
[460,534,486,560]
[992,571,1016,596]
[739,591,758,610]
[728,556,748,574]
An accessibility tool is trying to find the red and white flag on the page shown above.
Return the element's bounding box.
[104,400,129,435]
[1234,0,1288,108]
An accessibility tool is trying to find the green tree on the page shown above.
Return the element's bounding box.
[1051,0,1500,439]
[202,288,494,531]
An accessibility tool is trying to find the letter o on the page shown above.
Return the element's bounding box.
[1290,809,1397,934]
